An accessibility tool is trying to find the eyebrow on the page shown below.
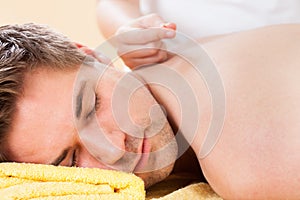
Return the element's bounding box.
[75,81,86,119]
[50,148,71,166]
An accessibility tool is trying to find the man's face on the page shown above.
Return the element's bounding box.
[5,61,178,187]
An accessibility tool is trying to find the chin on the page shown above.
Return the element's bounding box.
[135,162,175,188]
[135,123,178,188]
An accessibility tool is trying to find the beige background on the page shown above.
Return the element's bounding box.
[0,0,104,48]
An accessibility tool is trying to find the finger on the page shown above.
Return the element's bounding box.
[161,22,177,31]
[119,48,160,59]
[122,50,168,69]
[74,43,115,68]
[133,13,165,28]
[92,50,112,65]
[117,27,176,45]
[79,47,112,65]
[77,46,94,55]
[74,42,85,49]
[117,40,164,57]
[133,14,176,31]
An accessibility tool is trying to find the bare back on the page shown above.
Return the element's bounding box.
[198,24,300,199]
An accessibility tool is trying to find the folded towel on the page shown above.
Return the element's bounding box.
[0,162,145,200]
[150,183,222,200]
[146,173,222,200]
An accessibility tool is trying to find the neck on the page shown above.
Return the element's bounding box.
[134,56,212,158]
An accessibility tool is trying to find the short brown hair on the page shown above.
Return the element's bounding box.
[0,23,86,162]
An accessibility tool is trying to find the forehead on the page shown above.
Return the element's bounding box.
[6,68,77,163]
[18,68,76,124]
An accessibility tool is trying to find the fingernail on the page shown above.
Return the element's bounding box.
[161,22,177,30]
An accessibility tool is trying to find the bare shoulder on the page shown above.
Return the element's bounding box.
[203,24,300,62]
[202,23,300,89]
[199,24,300,199]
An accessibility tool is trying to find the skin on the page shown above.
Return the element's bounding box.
[113,14,176,68]
[97,0,141,38]
[97,0,177,68]
[4,24,300,199]
[139,24,300,199]
[199,25,300,199]
[5,62,178,188]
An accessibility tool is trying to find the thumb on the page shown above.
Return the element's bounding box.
[136,13,166,28]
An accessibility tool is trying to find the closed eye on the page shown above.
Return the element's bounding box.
[94,94,100,111]
[86,94,100,119]
[71,149,78,167]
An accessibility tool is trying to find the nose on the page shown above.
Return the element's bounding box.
[78,147,111,169]
[79,129,126,165]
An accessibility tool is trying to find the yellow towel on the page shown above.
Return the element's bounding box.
[0,162,145,200]
[150,183,222,200]
[146,173,222,200]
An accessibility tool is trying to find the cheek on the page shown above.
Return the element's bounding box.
[94,74,118,129]
[128,87,156,126]
[95,97,114,127]
[77,146,112,169]
[95,71,156,130]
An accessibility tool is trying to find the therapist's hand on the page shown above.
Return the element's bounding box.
[75,42,113,66]
[114,13,176,69]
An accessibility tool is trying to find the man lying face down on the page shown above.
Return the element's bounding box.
[1,23,300,200]
[0,23,179,189]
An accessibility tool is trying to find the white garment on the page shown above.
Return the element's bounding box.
[140,0,300,38]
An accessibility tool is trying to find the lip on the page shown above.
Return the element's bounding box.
[134,138,151,172]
